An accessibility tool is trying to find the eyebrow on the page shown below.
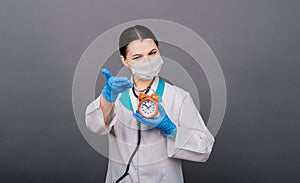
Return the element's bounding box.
[131,49,157,57]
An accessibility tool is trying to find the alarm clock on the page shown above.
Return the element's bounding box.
[137,93,159,118]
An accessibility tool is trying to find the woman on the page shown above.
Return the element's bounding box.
[85,25,215,183]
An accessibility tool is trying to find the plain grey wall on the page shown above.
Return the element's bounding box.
[1,0,299,182]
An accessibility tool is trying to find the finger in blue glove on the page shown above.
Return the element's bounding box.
[101,68,133,102]
[132,104,177,137]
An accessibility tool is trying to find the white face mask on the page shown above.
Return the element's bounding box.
[129,55,164,80]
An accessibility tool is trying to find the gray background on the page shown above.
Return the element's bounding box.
[1,0,299,183]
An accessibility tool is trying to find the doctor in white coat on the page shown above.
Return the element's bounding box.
[85,25,215,183]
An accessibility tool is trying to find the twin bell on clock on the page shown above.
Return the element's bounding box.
[137,93,160,119]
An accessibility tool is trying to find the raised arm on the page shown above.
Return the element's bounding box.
[85,68,132,135]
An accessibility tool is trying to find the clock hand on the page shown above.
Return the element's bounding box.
[142,104,148,109]
[144,103,151,109]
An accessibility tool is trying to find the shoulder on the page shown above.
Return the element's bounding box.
[163,78,190,96]
[163,79,191,102]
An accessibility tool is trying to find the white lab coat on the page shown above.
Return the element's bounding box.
[85,75,215,183]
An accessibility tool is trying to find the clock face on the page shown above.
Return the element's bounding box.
[139,99,157,118]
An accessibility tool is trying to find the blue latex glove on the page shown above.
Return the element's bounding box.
[132,103,177,137]
[101,68,133,103]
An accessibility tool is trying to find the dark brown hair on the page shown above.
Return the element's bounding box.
[119,25,159,59]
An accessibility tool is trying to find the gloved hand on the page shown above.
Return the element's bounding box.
[101,68,133,103]
[132,103,177,137]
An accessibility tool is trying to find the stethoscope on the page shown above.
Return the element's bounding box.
[115,76,156,183]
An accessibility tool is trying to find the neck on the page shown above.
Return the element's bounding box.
[133,75,155,90]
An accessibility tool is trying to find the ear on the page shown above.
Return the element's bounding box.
[120,55,129,67]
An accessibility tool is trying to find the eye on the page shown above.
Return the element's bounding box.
[149,51,157,55]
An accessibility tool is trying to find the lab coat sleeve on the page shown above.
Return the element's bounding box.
[167,90,215,162]
[85,95,116,135]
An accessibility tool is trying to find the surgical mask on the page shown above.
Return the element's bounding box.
[129,55,164,80]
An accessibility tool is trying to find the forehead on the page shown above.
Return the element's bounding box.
[126,38,157,55]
